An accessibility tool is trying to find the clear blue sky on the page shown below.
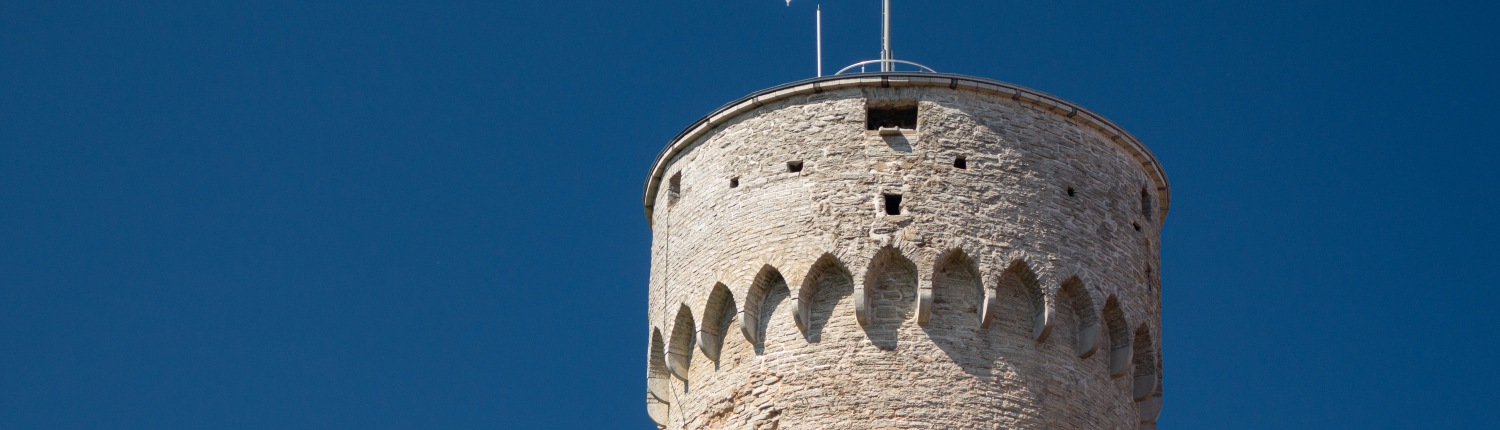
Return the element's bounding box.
[2,1,1496,428]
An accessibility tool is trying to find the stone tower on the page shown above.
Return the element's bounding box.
[642,73,1168,429]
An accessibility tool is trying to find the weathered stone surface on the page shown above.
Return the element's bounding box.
[643,75,1167,429]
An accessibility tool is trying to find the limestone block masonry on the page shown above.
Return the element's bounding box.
[642,73,1168,430]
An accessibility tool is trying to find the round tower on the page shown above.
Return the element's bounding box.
[642,73,1168,429]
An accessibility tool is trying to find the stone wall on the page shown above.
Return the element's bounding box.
[643,75,1167,430]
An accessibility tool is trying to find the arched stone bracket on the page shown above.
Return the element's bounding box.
[1036,298,1055,343]
[926,248,983,328]
[915,287,934,325]
[1077,321,1101,359]
[914,267,934,326]
[847,250,874,327]
[1103,294,1133,378]
[1110,346,1133,378]
[979,288,998,329]
[853,286,870,326]
[1059,276,1101,359]
[739,263,792,349]
[666,304,696,380]
[990,259,1051,341]
[794,252,853,334]
[697,283,736,362]
[1132,324,1159,401]
[647,329,672,403]
[779,258,815,335]
[646,393,669,427]
[1133,374,1158,402]
[860,246,920,333]
[1139,392,1162,424]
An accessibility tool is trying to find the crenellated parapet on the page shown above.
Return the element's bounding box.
[643,73,1167,429]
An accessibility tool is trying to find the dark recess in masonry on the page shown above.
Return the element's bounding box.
[1067,187,1076,197]
[787,161,804,173]
[953,156,967,169]
[668,172,682,204]
[1140,188,1153,220]
[730,176,739,188]
[883,194,903,215]
[866,104,917,130]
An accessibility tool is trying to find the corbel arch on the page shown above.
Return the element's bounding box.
[698,283,736,362]
[666,304,696,380]
[1058,276,1101,358]
[928,248,984,329]
[992,259,1048,341]
[1132,323,1159,401]
[1102,294,1132,377]
[740,264,790,350]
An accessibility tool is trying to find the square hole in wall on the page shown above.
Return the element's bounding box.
[883,194,902,215]
[729,176,739,188]
[954,156,967,169]
[787,161,804,173]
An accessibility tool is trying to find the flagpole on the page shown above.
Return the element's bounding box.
[816,5,823,77]
[881,0,892,72]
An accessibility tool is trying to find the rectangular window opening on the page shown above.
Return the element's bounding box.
[866,104,918,131]
[787,161,804,173]
[954,156,968,169]
[1140,188,1153,220]
[883,194,903,215]
[668,172,682,203]
[729,176,739,188]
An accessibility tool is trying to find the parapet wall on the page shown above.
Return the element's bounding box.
[644,75,1167,430]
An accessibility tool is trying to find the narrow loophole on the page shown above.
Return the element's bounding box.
[1133,222,1142,232]
[954,156,967,169]
[668,172,682,203]
[1066,187,1076,197]
[729,176,739,188]
[1140,188,1153,220]
[787,161,804,173]
[883,194,902,215]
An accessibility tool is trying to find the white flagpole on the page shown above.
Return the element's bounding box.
[816,5,823,77]
[881,0,892,72]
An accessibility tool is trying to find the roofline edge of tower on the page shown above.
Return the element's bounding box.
[641,73,1171,228]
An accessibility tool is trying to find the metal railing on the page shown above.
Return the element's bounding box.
[834,59,937,75]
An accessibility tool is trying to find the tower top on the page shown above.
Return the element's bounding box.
[641,72,1171,225]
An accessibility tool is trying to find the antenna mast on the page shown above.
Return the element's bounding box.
[881,0,892,71]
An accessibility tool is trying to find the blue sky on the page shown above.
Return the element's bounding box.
[2,1,1497,428]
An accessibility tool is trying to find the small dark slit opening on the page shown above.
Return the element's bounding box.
[883,194,903,215]
[1133,222,1142,232]
[954,156,967,169]
[787,161,804,173]
[1066,187,1076,197]
[668,172,682,203]
[729,177,739,188]
[1140,188,1153,220]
